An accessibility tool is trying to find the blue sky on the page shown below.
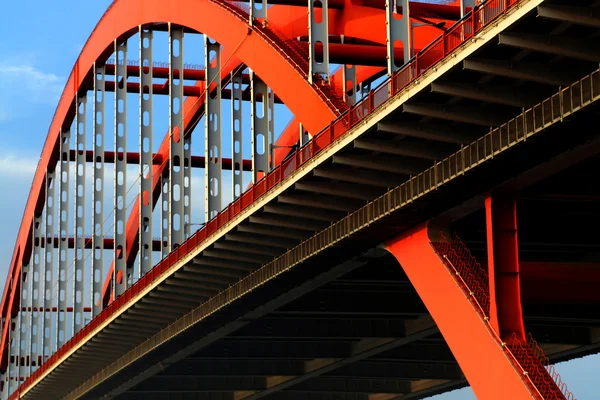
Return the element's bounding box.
[0,1,598,398]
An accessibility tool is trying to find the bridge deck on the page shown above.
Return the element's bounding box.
[15,0,600,398]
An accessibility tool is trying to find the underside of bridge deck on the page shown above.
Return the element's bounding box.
[114,153,600,400]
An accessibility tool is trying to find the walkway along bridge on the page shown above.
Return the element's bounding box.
[3,0,600,398]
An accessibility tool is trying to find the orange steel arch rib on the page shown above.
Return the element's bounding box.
[0,0,347,373]
[97,2,453,304]
[1,0,479,396]
[12,0,587,398]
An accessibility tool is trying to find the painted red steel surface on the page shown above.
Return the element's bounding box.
[98,1,448,305]
[485,195,526,341]
[1,0,346,366]
[386,224,536,399]
[5,0,524,396]
[399,227,573,399]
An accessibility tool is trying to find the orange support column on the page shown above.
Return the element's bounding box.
[385,224,534,400]
[485,195,526,342]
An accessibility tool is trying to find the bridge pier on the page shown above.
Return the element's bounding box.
[384,223,535,399]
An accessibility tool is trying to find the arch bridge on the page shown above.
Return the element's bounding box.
[3,0,600,398]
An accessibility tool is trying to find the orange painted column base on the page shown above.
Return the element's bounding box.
[384,223,534,400]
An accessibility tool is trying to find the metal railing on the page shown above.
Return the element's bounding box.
[13,0,550,396]
[432,232,490,316]
[432,233,575,399]
[51,62,600,400]
[509,333,576,400]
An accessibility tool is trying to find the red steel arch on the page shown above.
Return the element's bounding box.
[96,2,455,304]
[5,0,594,396]
[1,0,464,392]
[0,0,351,372]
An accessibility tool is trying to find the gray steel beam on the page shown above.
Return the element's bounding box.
[205,35,222,221]
[268,86,275,171]
[184,108,192,239]
[2,372,7,399]
[308,0,329,82]
[161,173,169,259]
[231,70,243,201]
[386,0,410,75]
[140,27,153,275]
[114,39,128,297]
[342,65,357,106]
[31,214,43,371]
[250,72,273,182]
[249,0,267,25]
[43,169,57,357]
[169,25,186,248]
[16,260,26,381]
[74,92,87,334]
[21,258,32,379]
[357,81,371,118]
[92,62,105,318]
[8,313,18,396]
[58,128,71,349]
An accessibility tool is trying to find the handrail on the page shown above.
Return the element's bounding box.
[105,58,206,70]
[12,0,527,396]
[508,333,576,400]
[439,252,545,399]
[433,233,575,400]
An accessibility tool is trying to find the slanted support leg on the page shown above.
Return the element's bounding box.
[485,195,526,342]
[385,223,534,399]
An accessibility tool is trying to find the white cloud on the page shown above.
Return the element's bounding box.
[0,154,38,180]
[0,62,64,104]
[0,57,65,124]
